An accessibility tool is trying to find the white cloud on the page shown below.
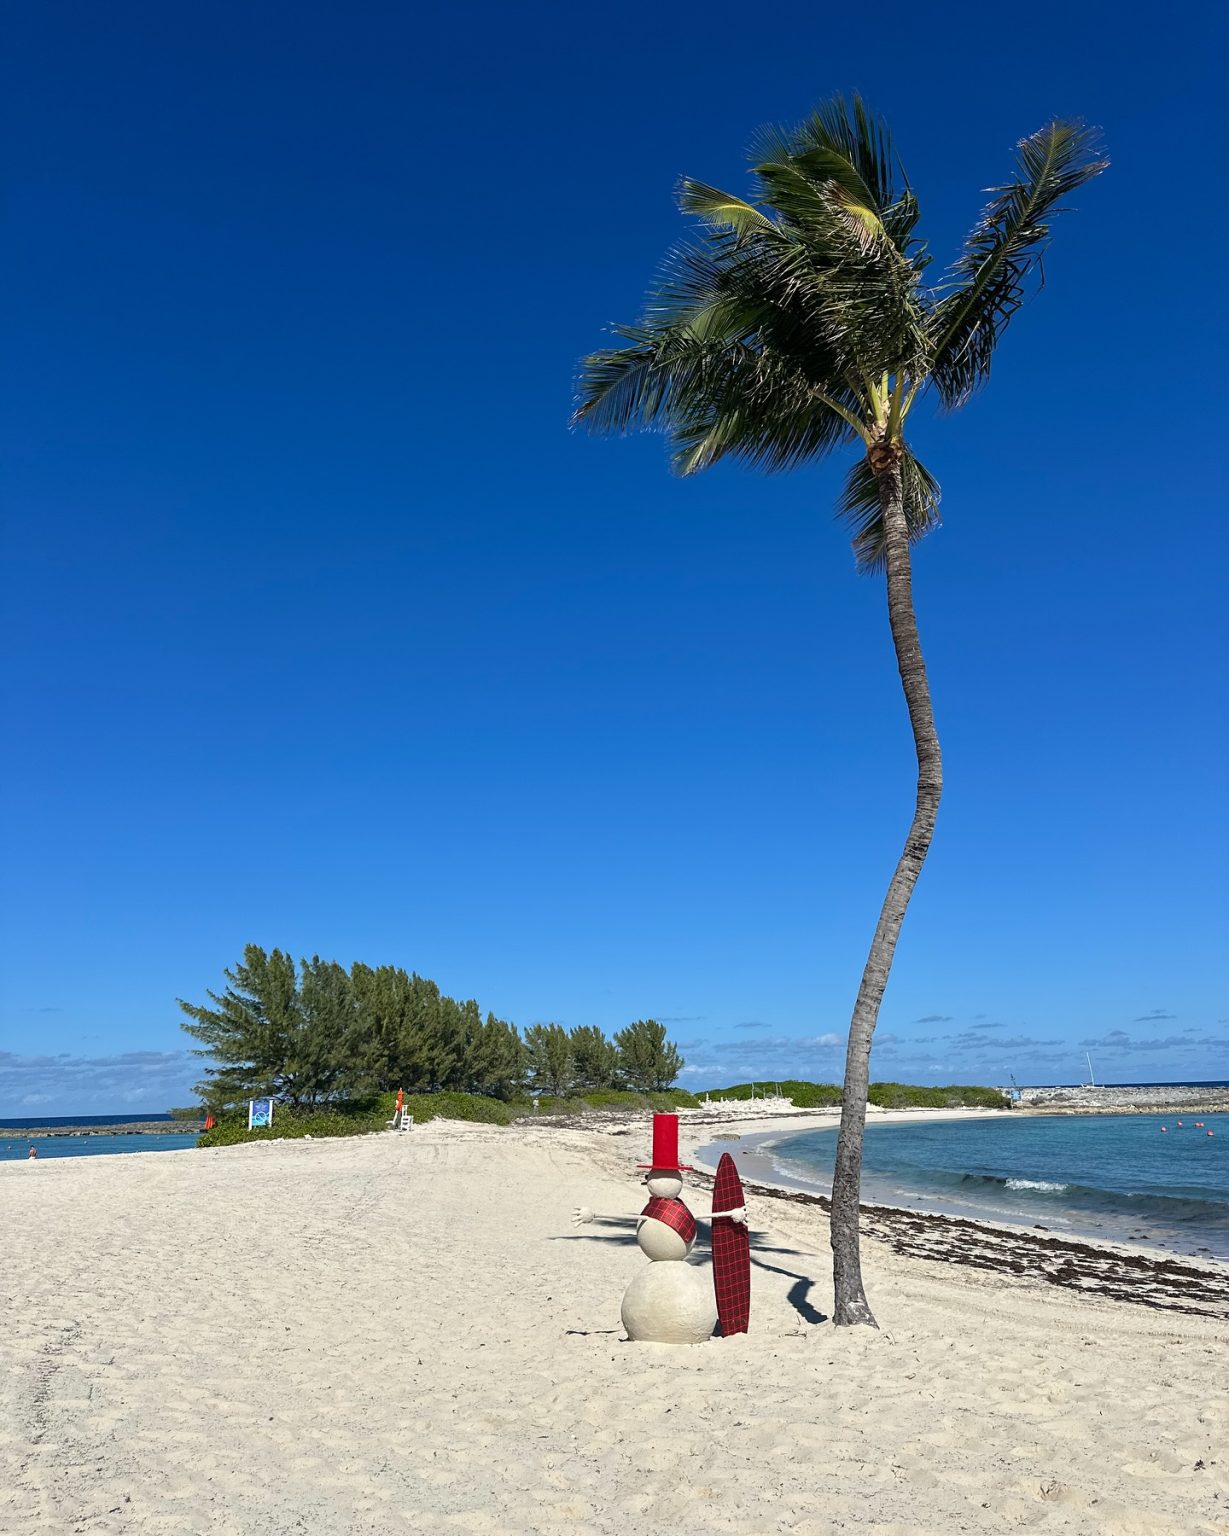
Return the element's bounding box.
[0,1050,199,1115]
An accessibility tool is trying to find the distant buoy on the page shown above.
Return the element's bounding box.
[1177,1120,1183,1127]
[1160,1127,1167,1132]
[1209,1131,1215,1137]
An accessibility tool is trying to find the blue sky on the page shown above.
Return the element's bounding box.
[2,2,1227,1113]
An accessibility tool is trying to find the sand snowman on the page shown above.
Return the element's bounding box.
[619,1114,718,1344]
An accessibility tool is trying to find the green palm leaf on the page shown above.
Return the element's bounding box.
[926,120,1108,406]
[795,93,898,213]
[836,452,941,572]
[675,178,778,243]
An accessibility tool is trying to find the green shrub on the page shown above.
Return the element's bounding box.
[704,1080,843,1108]
[580,1089,700,1111]
[197,1093,397,1147]
[196,1089,523,1147]
[503,1089,701,1117]
[195,1078,1009,1150]
[404,1092,522,1125]
[701,1080,1007,1111]
[647,1089,700,1110]
[867,1082,1010,1110]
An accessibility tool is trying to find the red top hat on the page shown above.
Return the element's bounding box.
[638,1112,693,1172]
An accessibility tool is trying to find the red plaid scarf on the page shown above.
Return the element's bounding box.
[640,1195,697,1244]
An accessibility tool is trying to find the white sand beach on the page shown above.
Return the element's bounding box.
[3,1115,1227,1536]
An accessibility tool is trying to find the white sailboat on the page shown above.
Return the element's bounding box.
[1084,1052,1097,1089]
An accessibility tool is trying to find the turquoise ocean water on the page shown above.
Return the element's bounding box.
[769,1112,1229,1261]
[0,1132,199,1162]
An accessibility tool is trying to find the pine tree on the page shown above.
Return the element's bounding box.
[179,946,330,1107]
[468,1013,526,1099]
[347,962,404,1092]
[524,1023,574,1096]
[615,1019,683,1092]
[569,1025,619,1090]
[184,948,525,1106]
[295,956,364,1102]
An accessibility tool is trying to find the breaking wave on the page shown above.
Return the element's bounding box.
[768,1115,1229,1258]
[939,1170,1227,1225]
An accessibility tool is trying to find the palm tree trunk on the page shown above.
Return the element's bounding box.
[830,453,943,1327]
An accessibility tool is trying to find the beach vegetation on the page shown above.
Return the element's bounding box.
[868,1082,1009,1110]
[197,1094,398,1145]
[706,1080,844,1108]
[195,1086,704,1147]
[685,1080,1008,1108]
[569,1025,621,1090]
[614,1019,685,1092]
[178,947,363,1109]
[524,1023,575,1095]
[180,948,686,1110]
[191,1074,1003,1150]
[196,1090,521,1146]
[534,1089,701,1115]
[575,95,1104,1325]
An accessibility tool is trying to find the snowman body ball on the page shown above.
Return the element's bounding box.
[620,1114,717,1344]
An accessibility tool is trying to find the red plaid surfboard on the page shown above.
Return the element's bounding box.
[640,1195,697,1244]
[711,1153,750,1335]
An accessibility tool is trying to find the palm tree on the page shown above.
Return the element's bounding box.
[573,97,1106,1327]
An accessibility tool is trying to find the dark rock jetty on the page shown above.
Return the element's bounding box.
[6,1120,204,1138]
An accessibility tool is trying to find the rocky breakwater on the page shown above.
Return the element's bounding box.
[1014,1084,1229,1115]
[7,1120,204,1138]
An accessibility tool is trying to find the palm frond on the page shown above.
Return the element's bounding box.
[926,120,1108,407]
[573,325,707,435]
[837,452,941,572]
[645,239,770,341]
[825,180,892,256]
[574,173,928,451]
[880,190,926,267]
[676,178,778,243]
[700,214,928,385]
[748,95,925,270]
[750,155,846,240]
[574,316,863,474]
[795,93,898,213]
[665,347,862,475]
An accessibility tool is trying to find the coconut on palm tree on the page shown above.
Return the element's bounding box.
[574,96,1106,1327]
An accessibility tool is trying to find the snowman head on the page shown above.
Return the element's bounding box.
[644,1168,683,1199]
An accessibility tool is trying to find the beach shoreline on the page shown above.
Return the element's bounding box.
[684,1109,1229,1270]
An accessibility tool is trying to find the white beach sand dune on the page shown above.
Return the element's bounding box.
[2,1121,1226,1535]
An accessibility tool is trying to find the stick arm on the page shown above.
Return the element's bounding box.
[712,1205,747,1225]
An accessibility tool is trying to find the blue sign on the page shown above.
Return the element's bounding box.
[248,1098,274,1129]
